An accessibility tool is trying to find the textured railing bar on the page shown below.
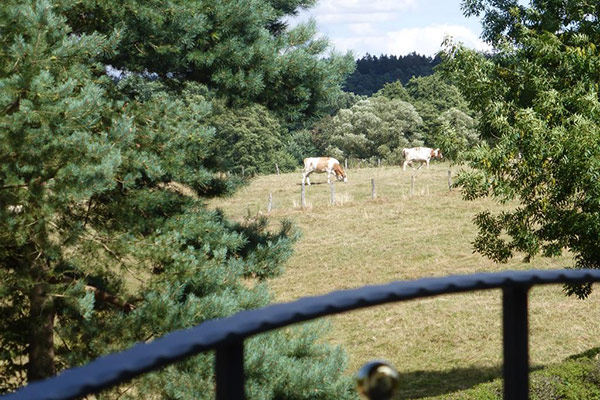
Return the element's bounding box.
[216,341,245,400]
[503,286,530,400]
[4,269,600,400]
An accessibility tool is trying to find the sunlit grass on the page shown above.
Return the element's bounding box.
[209,163,600,399]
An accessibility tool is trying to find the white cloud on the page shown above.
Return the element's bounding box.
[315,12,398,25]
[287,1,490,57]
[328,24,490,57]
[386,24,490,55]
[347,23,378,35]
[312,0,417,14]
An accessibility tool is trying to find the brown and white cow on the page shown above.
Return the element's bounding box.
[302,157,347,185]
[402,147,443,171]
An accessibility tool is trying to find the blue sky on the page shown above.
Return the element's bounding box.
[289,0,491,57]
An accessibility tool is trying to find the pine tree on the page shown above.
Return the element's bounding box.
[0,0,125,385]
[1,0,355,397]
[57,0,354,125]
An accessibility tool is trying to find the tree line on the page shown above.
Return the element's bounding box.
[343,52,442,96]
[310,73,479,165]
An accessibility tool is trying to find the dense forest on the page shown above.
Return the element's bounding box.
[343,53,442,96]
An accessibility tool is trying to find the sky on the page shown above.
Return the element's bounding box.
[288,0,492,58]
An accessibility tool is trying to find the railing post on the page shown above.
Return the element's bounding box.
[502,286,529,400]
[216,341,245,400]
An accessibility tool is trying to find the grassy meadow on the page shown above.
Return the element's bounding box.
[208,163,600,399]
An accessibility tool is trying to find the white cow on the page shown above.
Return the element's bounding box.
[302,157,347,186]
[402,147,443,171]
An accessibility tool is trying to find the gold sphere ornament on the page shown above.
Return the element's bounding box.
[356,360,400,400]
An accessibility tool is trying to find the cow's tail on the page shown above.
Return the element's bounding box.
[402,148,407,159]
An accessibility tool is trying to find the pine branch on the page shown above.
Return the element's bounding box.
[84,284,135,313]
[0,184,28,190]
[3,98,20,115]
[84,233,147,284]
[48,275,137,313]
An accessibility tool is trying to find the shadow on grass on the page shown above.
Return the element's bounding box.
[397,363,551,399]
[396,347,600,399]
[397,365,502,399]
[297,181,333,186]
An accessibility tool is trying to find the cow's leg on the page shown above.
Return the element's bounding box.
[302,170,312,186]
[403,161,408,171]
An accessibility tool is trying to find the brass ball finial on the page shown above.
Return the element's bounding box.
[356,360,400,400]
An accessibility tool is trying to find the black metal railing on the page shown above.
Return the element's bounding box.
[3,269,600,400]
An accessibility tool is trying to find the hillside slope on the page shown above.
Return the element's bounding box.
[209,164,600,399]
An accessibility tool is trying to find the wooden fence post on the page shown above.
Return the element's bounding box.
[267,192,273,212]
[330,182,335,205]
[275,163,280,175]
[447,170,452,191]
[301,181,306,208]
[371,178,376,199]
[345,159,348,170]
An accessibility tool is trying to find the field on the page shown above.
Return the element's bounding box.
[208,163,600,399]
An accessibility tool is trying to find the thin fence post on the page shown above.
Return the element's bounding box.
[378,158,381,168]
[411,175,415,196]
[503,286,530,400]
[447,170,452,191]
[345,159,348,170]
[371,178,376,199]
[216,341,245,400]
[267,192,273,212]
[330,182,335,205]
[275,163,280,175]
[301,181,306,208]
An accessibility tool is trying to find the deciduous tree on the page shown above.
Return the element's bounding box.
[442,0,600,297]
[327,97,424,162]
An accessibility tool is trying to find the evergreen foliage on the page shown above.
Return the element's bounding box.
[441,0,600,296]
[58,0,355,124]
[208,102,297,175]
[344,53,442,96]
[1,0,355,397]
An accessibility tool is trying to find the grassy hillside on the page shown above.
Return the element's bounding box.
[208,163,600,399]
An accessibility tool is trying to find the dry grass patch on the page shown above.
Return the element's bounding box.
[209,163,600,399]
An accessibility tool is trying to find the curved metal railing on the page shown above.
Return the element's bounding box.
[3,269,600,400]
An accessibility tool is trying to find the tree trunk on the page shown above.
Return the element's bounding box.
[28,281,55,381]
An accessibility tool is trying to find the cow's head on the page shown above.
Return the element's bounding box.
[333,163,347,183]
[431,148,443,159]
